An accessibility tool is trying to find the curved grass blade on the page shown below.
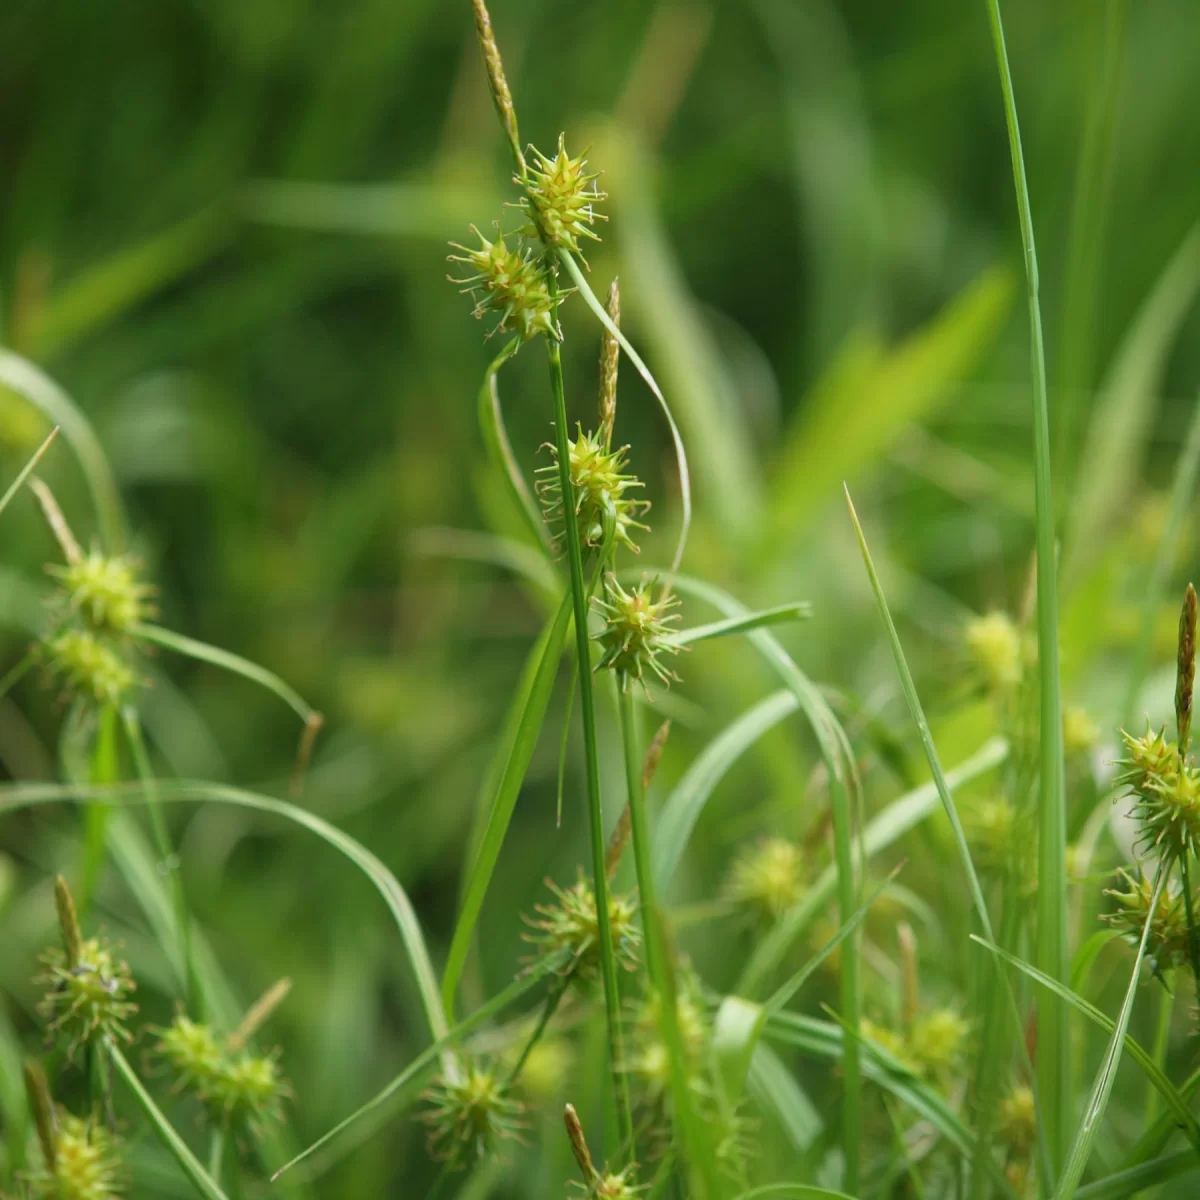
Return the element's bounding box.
[736,1186,856,1200]
[671,602,811,647]
[0,350,125,549]
[478,338,555,556]
[560,250,691,574]
[108,1041,230,1200]
[0,427,58,520]
[441,591,572,1016]
[1076,1152,1199,1200]
[971,935,1200,1157]
[657,571,861,1191]
[130,623,319,725]
[0,778,448,1047]
[654,689,798,892]
[273,950,570,1180]
[409,526,558,596]
[1053,868,1166,1198]
[747,1043,823,1154]
[983,0,1070,1165]
[740,737,1008,994]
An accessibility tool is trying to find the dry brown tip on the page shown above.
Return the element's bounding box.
[30,477,81,565]
[598,277,621,447]
[290,711,324,797]
[471,0,523,170]
[604,804,632,881]
[897,921,918,1029]
[563,1103,595,1180]
[24,1059,57,1167]
[229,976,293,1052]
[54,873,83,967]
[1177,583,1197,754]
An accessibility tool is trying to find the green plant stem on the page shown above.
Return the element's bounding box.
[617,685,719,1199]
[123,705,202,1017]
[505,972,571,1089]
[208,1128,224,1180]
[1180,855,1200,983]
[81,703,119,917]
[1143,984,1173,1130]
[544,278,634,1158]
[984,0,1069,1172]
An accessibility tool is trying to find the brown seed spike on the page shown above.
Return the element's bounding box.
[54,874,83,968]
[1177,583,1197,755]
[563,1103,596,1181]
[598,277,621,448]
[23,1059,57,1168]
[471,0,524,174]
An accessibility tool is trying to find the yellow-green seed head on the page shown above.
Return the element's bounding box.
[1136,765,1200,861]
[447,226,560,342]
[726,837,804,922]
[421,1059,525,1167]
[907,1007,969,1079]
[537,427,649,555]
[965,797,1019,872]
[521,135,607,259]
[1104,868,1191,973]
[1118,722,1177,789]
[156,1015,224,1093]
[964,611,1023,691]
[524,869,640,983]
[594,576,682,691]
[999,1083,1036,1153]
[1063,705,1100,756]
[23,1111,125,1200]
[48,549,154,634]
[42,629,138,707]
[36,937,136,1059]
[861,1018,918,1074]
[625,973,709,1101]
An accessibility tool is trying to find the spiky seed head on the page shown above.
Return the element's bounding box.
[725,837,804,922]
[520,135,607,260]
[1132,764,1200,862]
[41,629,138,708]
[999,1083,1037,1153]
[594,576,682,691]
[964,611,1023,691]
[48,549,155,634]
[447,226,560,343]
[1104,868,1191,973]
[154,1013,289,1133]
[1118,722,1177,786]
[590,1168,642,1200]
[23,1111,126,1200]
[524,869,639,982]
[625,973,709,1101]
[421,1059,525,1167]
[907,1007,970,1080]
[537,428,649,555]
[36,936,136,1059]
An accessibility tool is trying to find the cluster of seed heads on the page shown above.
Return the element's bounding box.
[862,1007,970,1084]
[155,1014,290,1133]
[22,1109,126,1200]
[523,869,640,983]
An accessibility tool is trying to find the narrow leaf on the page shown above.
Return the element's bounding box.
[0,427,58,520]
[671,602,812,647]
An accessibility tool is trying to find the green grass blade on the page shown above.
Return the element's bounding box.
[660,572,861,1192]
[735,1186,856,1200]
[982,0,1069,1166]
[971,935,1200,1156]
[653,689,798,892]
[477,338,555,556]
[130,623,320,725]
[272,951,570,1180]
[1075,1151,1199,1200]
[671,602,811,647]
[1054,868,1165,1198]
[747,1043,823,1154]
[441,592,571,1015]
[81,703,119,916]
[1123,385,1200,722]
[560,249,691,574]
[0,350,125,549]
[108,1041,230,1200]
[0,426,58,520]
[408,527,558,597]
[739,734,1008,996]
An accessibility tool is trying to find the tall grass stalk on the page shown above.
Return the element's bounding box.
[545,271,634,1155]
[983,0,1069,1172]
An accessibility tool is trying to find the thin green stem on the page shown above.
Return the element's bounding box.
[545,271,634,1158]
[1143,983,1173,1130]
[1180,855,1200,984]
[122,705,203,1017]
[208,1128,224,1180]
[618,686,719,1199]
[504,972,571,1089]
[984,0,1069,1172]
[81,703,119,917]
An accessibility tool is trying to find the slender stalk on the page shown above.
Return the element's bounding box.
[545,271,634,1157]
[123,705,202,1016]
[505,972,571,1089]
[81,703,119,917]
[984,0,1069,1171]
[617,686,719,1199]
[1143,984,1173,1130]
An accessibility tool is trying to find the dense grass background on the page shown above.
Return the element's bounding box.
[2,0,1200,1195]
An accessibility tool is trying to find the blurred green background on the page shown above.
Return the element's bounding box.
[2,0,1200,1194]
